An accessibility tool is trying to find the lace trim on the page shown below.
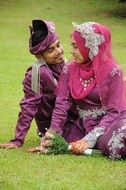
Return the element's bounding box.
[72,22,105,60]
[77,106,107,120]
[84,127,105,148]
[108,124,126,160]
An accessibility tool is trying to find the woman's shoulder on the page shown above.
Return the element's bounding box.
[108,65,122,78]
[110,65,122,77]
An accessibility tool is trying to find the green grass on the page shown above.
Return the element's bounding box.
[0,0,126,189]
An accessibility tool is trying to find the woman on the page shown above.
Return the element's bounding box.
[43,21,126,160]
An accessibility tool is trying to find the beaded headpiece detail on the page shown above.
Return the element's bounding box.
[72,22,105,60]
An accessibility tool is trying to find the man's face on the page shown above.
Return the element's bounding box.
[37,39,64,65]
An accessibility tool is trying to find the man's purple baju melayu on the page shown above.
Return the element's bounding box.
[10,62,64,147]
[0,19,67,149]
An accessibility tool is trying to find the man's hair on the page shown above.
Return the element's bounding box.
[32,30,47,47]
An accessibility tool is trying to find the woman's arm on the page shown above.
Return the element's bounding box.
[49,66,73,135]
[84,67,125,148]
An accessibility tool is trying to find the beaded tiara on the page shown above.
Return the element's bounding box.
[72,22,105,60]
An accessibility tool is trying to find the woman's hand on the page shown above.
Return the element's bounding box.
[27,138,52,154]
[40,137,52,148]
[27,130,55,154]
[70,139,89,155]
[44,131,54,140]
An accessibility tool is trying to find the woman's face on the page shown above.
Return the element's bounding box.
[71,35,84,64]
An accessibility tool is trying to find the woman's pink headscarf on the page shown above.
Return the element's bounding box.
[69,22,118,100]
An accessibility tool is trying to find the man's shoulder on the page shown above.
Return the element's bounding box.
[24,64,47,79]
[25,66,32,76]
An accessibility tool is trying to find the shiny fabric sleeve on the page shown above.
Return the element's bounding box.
[98,67,125,128]
[84,68,126,148]
[50,69,73,135]
[10,71,43,147]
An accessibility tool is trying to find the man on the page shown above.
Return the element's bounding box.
[0,19,65,148]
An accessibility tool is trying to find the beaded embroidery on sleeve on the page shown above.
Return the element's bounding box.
[108,124,126,160]
[84,126,105,148]
[72,22,105,60]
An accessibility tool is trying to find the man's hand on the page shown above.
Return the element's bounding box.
[70,139,89,155]
[0,143,18,149]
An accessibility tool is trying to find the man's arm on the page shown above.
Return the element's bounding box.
[0,69,43,148]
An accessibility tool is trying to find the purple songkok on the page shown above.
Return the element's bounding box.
[29,19,58,55]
